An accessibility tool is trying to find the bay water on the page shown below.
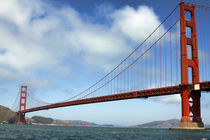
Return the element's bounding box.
[0,124,209,140]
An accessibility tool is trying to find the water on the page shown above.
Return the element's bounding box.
[0,124,209,140]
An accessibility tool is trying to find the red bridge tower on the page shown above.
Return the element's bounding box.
[179,2,204,128]
[18,86,27,124]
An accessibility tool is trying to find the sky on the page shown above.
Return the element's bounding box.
[0,0,209,126]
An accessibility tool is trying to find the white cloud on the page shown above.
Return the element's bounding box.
[198,49,210,61]
[25,77,58,89]
[153,94,181,104]
[111,5,165,42]
[0,0,164,90]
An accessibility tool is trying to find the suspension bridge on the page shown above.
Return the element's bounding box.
[13,2,210,129]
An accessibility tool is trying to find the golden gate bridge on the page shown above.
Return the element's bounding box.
[12,2,210,129]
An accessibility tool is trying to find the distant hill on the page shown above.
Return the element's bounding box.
[32,116,54,124]
[131,119,180,128]
[0,107,208,128]
[33,117,110,127]
[0,105,18,124]
[56,120,99,127]
[205,124,210,128]
[30,116,74,126]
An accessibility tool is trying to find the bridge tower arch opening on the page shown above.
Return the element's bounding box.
[179,2,204,128]
[18,86,28,124]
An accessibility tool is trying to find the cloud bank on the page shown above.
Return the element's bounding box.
[0,0,175,106]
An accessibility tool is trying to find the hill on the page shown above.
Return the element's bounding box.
[32,116,54,124]
[0,105,18,124]
[31,116,74,126]
[56,120,99,127]
[205,124,210,128]
[0,107,208,128]
[31,116,103,127]
[131,119,180,128]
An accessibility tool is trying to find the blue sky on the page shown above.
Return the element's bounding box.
[0,0,209,126]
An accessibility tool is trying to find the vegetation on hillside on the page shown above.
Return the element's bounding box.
[0,105,18,124]
[32,116,54,124]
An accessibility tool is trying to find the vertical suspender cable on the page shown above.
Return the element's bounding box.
[207,11,209,80]
[202,9,205,81]
[204,10,208,81]
[176,22,178,84]
[160,28,162,87]
[150,42,152,88]
[165,34,167,86]
[154,34,157,88]
[170,30,172,86]
[199,9,204,81]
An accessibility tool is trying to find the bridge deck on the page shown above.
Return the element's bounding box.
[22,81,210,113]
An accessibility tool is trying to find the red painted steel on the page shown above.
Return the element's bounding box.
[18,86,27,124]
[180,2,203,126]
[180,2,190,123]
[20,81,210,113]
